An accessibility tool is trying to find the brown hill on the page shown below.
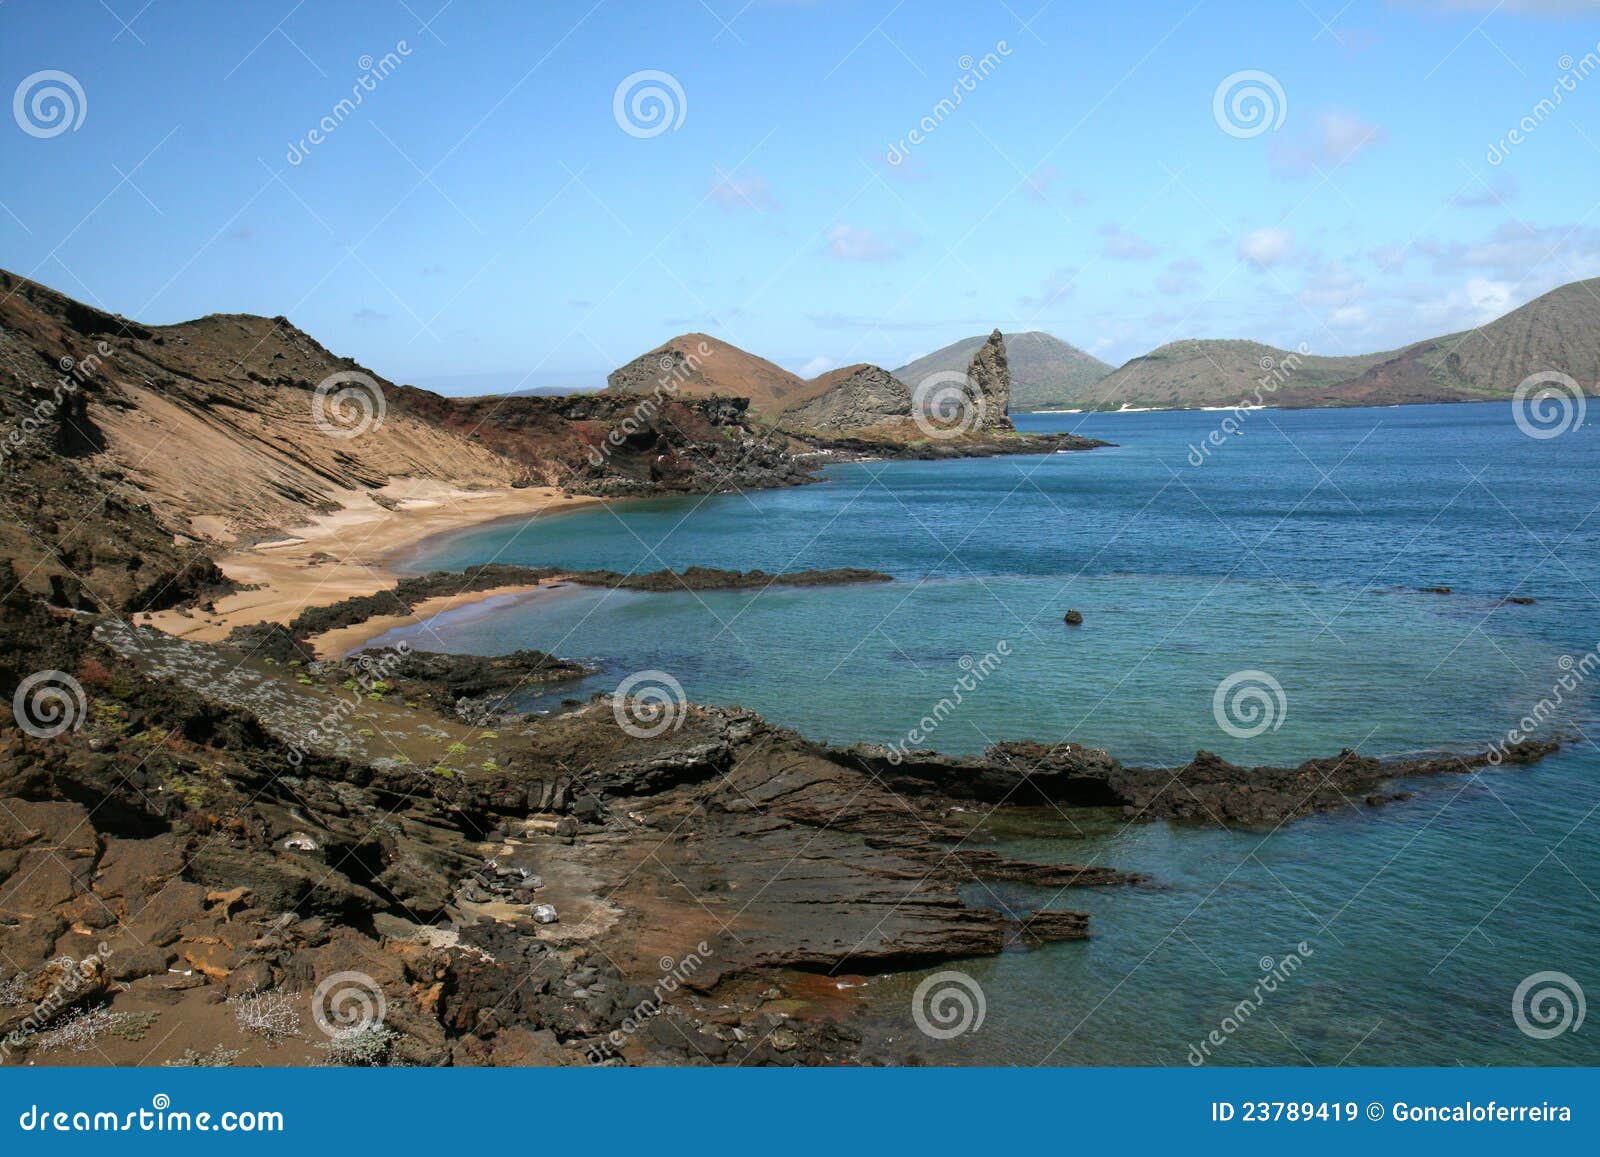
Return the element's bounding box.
[1289,278,1600,407]
[606,333,812,416]
[1085,340,1388,410]
[0,271,813,610]
[1086,278,1600,410]
[895,331,1113,410]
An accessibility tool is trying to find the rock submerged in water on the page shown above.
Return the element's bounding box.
[1063,609,1084,626]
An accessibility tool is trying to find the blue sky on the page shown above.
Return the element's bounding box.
[2,0,1598,393]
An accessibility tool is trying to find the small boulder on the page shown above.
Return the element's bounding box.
[1063,609,1084,626]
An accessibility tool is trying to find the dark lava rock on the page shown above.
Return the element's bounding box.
[222,621,316,664]
[1063,609,1084,625]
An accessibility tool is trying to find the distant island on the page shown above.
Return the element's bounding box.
[602,277,1598,414]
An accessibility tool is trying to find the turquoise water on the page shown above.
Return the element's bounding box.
[380,404,1600,1065]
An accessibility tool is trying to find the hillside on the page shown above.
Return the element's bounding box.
[1086,278,1600,411]
[1085,340,1390,410]
[0,271,813,610]
[894,331,1113,410]
[1291,278,1600,407]
[606,332,813,417]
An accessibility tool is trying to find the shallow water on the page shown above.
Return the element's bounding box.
[381,403,1600,1065]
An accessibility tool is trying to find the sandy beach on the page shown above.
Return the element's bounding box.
[142,479,601,656]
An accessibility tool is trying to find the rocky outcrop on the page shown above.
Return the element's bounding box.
[0,581,1567,1067]
[394,389,819,497]
[965,328,1013,431]
[281,563,894,642]
[777,364,913,433]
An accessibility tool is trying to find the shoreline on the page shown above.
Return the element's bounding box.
[309,579,593,658]
[141,480,603,655]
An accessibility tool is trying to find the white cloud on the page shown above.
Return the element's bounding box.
[1018,267,1079,308]
[824,224,905,261]
[1449,173,1518,208]
[1239,227,1295,268]
[1404,1,1600,13]
[1301,263,1366,308]
[709,171,774,211]
[798,356,834,377]
[1327,305,1370,328]
[1023,164,1087,206]
[1155,258,1202,295]
[1270,112,1386,178]
[1100,224,1159,261]
[1418,221,1600,281]
[1415,276,1517,329]
[1371,244,1410,272]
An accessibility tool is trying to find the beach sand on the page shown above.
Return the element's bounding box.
[142,479,601,656]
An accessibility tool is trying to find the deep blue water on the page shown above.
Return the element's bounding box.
[379,403,1600,1065]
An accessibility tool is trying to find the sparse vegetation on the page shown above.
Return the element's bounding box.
[163,1044,244,1067]
[318,1022,399,1066]
[33,1006,158,1053]
[228,987,302,1045]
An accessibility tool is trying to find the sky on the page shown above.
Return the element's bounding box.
[2,0,1599,394]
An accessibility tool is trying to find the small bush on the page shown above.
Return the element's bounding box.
[228,987,302,1045]
[318,1022,399,1066]
[163,1044,244,1067]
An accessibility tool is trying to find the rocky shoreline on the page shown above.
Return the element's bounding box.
[0,578,1560,1067]
[273,563,895,648]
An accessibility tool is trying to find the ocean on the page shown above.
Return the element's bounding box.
[374,403,1599,1065]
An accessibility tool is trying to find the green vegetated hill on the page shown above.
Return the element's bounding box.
[1063,278,1600,410]
[1288,278,1600,407]
[1083,340,1390,410]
